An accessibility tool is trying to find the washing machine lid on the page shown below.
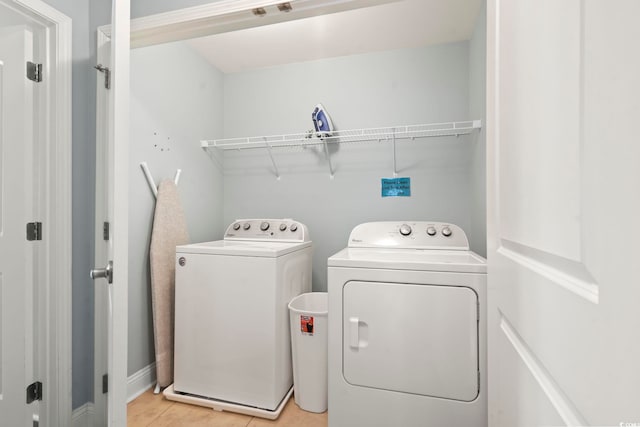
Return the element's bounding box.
[328,247,486,273]
[176,240,311,257]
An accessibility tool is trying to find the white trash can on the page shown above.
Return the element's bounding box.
[288,292,328,413]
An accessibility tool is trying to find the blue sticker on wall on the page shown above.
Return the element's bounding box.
[381,177,411,197]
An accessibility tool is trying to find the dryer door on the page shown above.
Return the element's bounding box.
[343,281,479,401]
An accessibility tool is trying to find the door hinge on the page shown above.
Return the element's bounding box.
[103,221,110,241]
[26,381,43,404]
[94,64,111,90]
[26,62,43,82]
[102,373,108,393]
[26,222,42,241]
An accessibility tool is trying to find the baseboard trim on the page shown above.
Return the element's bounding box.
[71,402,94,427]
[127,362,157,402]
[71,363,156,423]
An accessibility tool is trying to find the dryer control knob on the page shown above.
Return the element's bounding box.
[426,226,437,236]
[233,223,241,231]
[399,224,412,236]
[243,223,251,230]
[279,223,287,231]
[442,226,452,237]
[260,221,270,231]
[290,223,298,232]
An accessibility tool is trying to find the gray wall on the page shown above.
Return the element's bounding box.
[222,42,474,291]
[43,0,116,411]
[469,1,487,257]
[38,0,96,410]
[128,42,225,375]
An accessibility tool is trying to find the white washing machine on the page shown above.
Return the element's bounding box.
[327,221,487,427]
[165,219,312,419]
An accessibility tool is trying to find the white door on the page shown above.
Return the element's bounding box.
[487,1,640,425]
[92,0,130,425]
[0,22,39,427]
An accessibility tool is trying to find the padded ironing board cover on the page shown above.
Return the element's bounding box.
[150,179,189,388]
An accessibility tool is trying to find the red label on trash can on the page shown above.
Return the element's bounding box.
[300,315,314,335]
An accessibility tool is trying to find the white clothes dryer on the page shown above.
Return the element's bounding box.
[165,219,312,420]
[328,221,487,427]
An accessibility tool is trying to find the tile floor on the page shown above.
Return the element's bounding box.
[127,389,328,427]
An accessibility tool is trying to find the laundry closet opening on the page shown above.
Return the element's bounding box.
[126,0,486,389]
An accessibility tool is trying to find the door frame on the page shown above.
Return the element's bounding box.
[0,0,72,425]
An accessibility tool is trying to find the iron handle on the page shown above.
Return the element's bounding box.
[90,261,113,284]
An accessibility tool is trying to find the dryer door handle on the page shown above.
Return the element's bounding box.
[349,317,359,348]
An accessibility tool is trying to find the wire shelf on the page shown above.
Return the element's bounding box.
[200,120,482,178]
[201,120,481,150]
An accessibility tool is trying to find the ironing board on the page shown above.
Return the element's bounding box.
[149,179,189,389]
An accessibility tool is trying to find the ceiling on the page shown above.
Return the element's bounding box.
[185,0,482,73]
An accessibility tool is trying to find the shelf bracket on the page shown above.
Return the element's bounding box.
[391,129,397,177]
[264,138,281,180]
[322,139,334,179]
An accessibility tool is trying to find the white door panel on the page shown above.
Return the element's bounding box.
[93,32,110,426]
[497,0,582,262]
[495,320,567,427]
[488,0,640,425]
[108,1,131,424]
[0,24,35,426]
[94,1,130,425]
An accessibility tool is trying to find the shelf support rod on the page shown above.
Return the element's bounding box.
[323,139,334,179]
[392,129,398,177]
[264,138,281,180]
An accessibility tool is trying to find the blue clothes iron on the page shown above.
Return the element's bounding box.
[312,104,334,137]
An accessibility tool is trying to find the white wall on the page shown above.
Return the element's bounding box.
[128,42,224,375]
[223,42,475,291]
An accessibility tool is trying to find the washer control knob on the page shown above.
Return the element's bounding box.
[233,223,241,231]
[243,223,251,231]
[426,226,437,236]
[442,226,452,237]
[260,221,270,231]
[399,224,412,236]
[290,223,298,232]
[279,223,287,232]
